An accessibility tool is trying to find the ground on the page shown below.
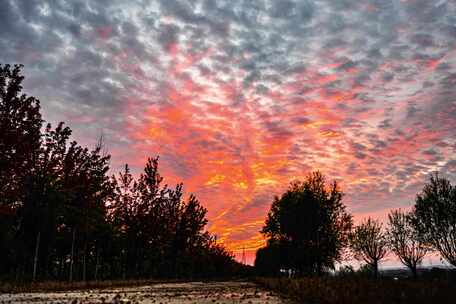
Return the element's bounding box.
[0,281,291,304]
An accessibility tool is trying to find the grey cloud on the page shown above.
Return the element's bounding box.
[1,0,456,221]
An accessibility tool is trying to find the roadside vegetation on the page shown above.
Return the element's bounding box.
[255,276,454,304]
[255,169,456,303]
[0,64,245,284]
[2,63,456,303]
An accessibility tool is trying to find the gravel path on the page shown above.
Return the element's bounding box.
[0,281,291,304]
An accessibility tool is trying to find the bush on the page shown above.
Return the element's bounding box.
[255,277,454,304]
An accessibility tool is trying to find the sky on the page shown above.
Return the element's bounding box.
[1,0,456,265]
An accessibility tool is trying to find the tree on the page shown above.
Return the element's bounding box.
[387,209,428,278]
[17,124,66,281]
[109,157,227,279]
[254,241,283,276]
[15,123,113,281]
[62,137,111,282]
[109,164,140,278]
[0,64,43,207]
[349,218,388,278]
[172,194,208,275]
[258,171,353,275]
[412,173,456,267]
[0,64,43,277]
[0,63,240,281]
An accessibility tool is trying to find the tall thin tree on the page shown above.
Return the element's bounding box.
[349,218,388,278]
[387,209,428,278]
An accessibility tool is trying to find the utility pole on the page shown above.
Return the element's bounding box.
[241,246,246,265]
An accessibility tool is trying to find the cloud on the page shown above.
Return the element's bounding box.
[1,0,456,258]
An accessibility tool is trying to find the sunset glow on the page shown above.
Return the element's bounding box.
[2,0,455,264]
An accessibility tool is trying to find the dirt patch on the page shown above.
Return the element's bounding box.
[0,281,291,303]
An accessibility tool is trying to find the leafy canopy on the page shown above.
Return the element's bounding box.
[259,171,352,275]
[412,173,456,266]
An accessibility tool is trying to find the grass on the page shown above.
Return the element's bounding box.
[255,276,455,304]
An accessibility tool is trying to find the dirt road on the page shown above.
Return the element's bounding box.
[0,281,291,303]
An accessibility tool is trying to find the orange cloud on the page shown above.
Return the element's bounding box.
[113,36,456,264]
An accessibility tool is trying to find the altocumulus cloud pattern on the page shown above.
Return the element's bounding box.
[1,0,455,260]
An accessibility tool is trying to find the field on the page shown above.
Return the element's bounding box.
[0,281,291,304]
[255,277,454,304]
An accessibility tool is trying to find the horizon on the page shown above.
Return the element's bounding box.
[1,0,455,267]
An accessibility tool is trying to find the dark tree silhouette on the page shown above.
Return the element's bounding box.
[349,218,388,278]
[0,64,43,206]
[0,63,240,282]
[110,164,141,279]
[258,172,353,275]
[412,173,456,267]
[0,64,43,276]
[254,241,283,276]
[387,209,428,278]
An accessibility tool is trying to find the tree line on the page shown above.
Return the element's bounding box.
[0,64,242,282]
[3,63,454,283]
[255,171,456,279]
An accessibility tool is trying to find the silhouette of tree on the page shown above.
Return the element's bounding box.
[0,64,43,276]
[0,64,43,206]
[258,171,353,275]
[110,164,140,278]
[387,209,428,278]
[109,157,236,279]
[412,173,456,267]
[349,218,388,278]
[171,194,208,276]
[17,122,71,280]
[254,241,283,276]
[0,62,244,281]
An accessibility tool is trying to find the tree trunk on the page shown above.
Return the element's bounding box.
[82,239,87,281]
[411,265,417,279]
[135,250,139,278]
[60,256,64,280]
[94,249,100,281]
[69,229,76,282]
[21,259,26,281]
[373,260,379,279]
[122,249,126,280]
[32,231,41,281]
[15,264,20,281]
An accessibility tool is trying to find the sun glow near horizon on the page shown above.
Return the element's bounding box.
[3,0,456,265]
